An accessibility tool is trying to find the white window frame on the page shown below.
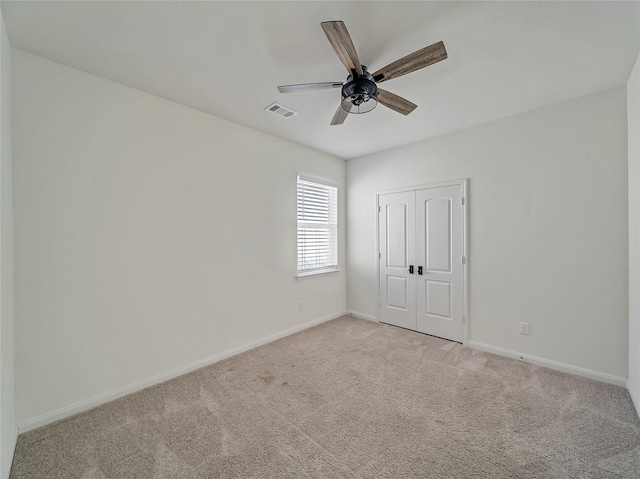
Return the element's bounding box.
[296,174,340,278]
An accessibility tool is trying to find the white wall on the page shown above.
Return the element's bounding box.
[629,53,640,411]
[0,10,14,479]
[12,49,346,425]
[347,87,628,381]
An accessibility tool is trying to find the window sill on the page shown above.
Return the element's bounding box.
[296,268,341,280]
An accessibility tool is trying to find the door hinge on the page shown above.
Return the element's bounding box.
[379,252,381,259]
[461,256,466,264]
[462,315,466,324]
[461,197,465,205]
[378,206,381,213]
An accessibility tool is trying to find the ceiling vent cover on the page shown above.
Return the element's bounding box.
[265,102,298,119]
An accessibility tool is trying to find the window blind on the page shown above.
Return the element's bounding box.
[297,177,338,272]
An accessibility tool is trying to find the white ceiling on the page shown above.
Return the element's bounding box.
[2,1,639,159]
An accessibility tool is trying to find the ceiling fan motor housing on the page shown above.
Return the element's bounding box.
[341,67,378,113]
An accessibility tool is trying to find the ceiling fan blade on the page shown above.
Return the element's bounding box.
[372,41,447,83]
[330,103,351,125]
[321,21,364,76]
[377,89,417,116]
[277,82,343,93]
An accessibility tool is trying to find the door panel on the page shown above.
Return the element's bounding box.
[416,185,464,342]
[387,203,409,268]
[425,198,451,272]
[379,191,416,330]
[387,276,408,310]
[425,280,452,318]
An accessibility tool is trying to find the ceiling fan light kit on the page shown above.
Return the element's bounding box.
[340,68,378,114]
[277,20,447,125]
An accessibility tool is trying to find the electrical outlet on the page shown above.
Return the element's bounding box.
[298,301,304,311]
[519,322,530,335]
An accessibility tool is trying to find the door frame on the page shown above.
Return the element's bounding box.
[376,179,469,345]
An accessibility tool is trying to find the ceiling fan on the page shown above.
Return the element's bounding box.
[277,21,447,125]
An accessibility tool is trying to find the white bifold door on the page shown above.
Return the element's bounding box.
[378,183,465,343]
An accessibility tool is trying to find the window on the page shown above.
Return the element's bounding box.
[297,176,338,276]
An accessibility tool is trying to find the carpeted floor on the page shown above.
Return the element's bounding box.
[10,316,640,478]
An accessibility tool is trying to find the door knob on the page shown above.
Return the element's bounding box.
[409,265,414,274]
[418,266,423,275]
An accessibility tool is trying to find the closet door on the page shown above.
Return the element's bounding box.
[378,191,416,330]
[415,184,464,342]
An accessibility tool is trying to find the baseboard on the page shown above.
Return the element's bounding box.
[17,311,347,434]
[2,425,18,479]
[627,382,640,419]
[347,310,378,322]
[467,340,627,387]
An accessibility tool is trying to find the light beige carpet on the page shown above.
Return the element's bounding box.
[10,316,640,478]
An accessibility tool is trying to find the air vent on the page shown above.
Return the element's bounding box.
[265,102,298,119]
